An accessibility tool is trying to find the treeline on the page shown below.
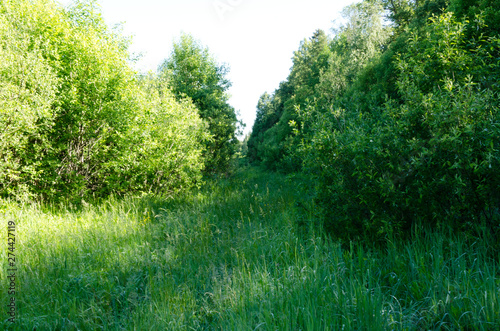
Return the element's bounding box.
[0,0,239,202]
[248,0,500,242]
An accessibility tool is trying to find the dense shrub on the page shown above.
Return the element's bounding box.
[248,1,390,172]
[0,0,209,201]
[305,12,500,241]
[106,77,209,196]
[247,0,500,241]
[159,34,240,175]
[0,0,61,199]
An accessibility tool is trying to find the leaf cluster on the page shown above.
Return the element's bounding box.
[249,0,500,242]
[159,34,240,175]
[0,0,210,202]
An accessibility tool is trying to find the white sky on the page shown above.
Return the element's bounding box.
[57,0,359,136]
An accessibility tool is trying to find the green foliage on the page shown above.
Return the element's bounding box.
[382,0,450,33]
[0,0,210,201]
[450,0,500,35]
[0,1,58,199]
[0,0,136,199]
[46,0,136,199]
[381,0,416,29]
[249,1,390,172]
[159,33,239,174]
[388,11,500,230]
[248,29,332,171]
[247,92,273,162]
[325,0,391,95]
[247,81,293,169]
[106,77,209,196]
[304,9,500,241]
[249,0,500,241]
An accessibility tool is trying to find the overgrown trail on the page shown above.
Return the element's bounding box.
[1,167,499,330]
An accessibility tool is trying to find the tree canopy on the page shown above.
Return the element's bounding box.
[0,0,212,202]
[248,0,500,242]
[159,33,240,174]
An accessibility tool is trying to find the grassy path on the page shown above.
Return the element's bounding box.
[1,167,499,330]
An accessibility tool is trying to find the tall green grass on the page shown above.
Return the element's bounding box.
[1,167,499,330]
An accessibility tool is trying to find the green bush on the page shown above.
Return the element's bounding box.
[0,0,210,201]
[159,34,239,175]
[0,0,60,199]
[306,11,500,242]
[105,77,209,196]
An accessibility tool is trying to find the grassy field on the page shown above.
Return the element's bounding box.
[1,167,499,330]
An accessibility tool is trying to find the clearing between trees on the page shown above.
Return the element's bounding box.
[1,167,499,330]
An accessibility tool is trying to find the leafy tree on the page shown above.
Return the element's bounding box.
[450,0,500,35]
[381,0,417,29]
[250,1,391,173]
[249,0,500,242]
[159,33,239,174]
[250,30,332,171]
[0,0,210,201]
[0,0,141,199]
[44,0,137,199]
[106,76,209,196]
[0,0,58,198]
[319,0,391,108]
[247,81,294,168]
[305,9,500,242]
[247,92,274,163]
[288,29,331,105]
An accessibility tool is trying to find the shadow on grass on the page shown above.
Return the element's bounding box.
[1,167,304,330]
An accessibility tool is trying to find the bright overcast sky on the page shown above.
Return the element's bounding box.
[57,0,359,136]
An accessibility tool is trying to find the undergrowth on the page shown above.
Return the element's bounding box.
[1,166,499,330]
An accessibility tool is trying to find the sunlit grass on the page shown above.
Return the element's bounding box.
[1,166,499,330]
